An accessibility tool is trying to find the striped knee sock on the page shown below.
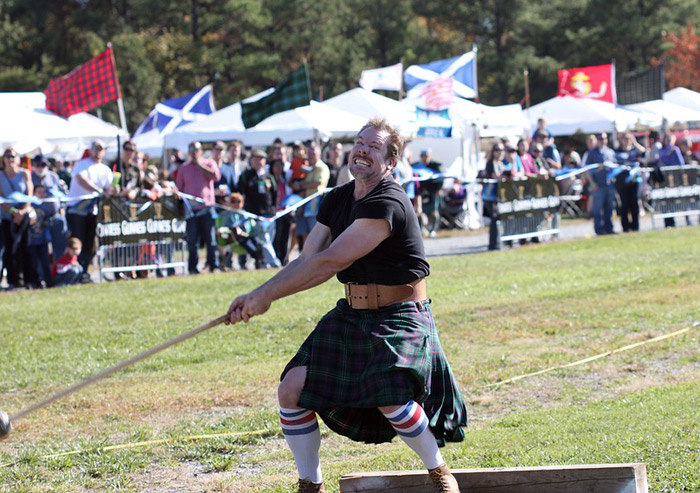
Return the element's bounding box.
[382,401,444,470]
[280,407,322,483]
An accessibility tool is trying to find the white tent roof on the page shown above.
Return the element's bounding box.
[165,100,366,151]
[526,96,661,136]
[0,92,128,160]
[663,87,700,113]
[322,88,418,136]
[625,99,700,125]
[479,103,530,138]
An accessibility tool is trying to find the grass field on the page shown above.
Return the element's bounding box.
[1,226,699,492]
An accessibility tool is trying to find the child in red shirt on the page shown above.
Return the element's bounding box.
[52,237,83,287]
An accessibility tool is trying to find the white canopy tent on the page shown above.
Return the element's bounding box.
[165,100,367,152]
[0,92,128,160]
[322,88,419,136]
[663,87,700,113]
[526,96,661,136]
[478,103,530,139]
[625,99,700,126]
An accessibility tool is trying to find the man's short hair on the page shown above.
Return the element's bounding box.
[227,140,242,149]
[359,117,403,161]
[67,237,82,249]
[91,139,106,150]
[122,139,136,151]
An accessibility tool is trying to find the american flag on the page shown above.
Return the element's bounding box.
[45,46,122,118]
[421,77,455,110]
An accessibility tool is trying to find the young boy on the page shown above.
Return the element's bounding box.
[27,184,52,288]
[215,193,263,270]
[51,237,83,287]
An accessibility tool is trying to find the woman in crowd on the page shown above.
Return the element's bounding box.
[614,132,645,232]
[517,138,538,176]
[270,158,293,265]
[0,147,35,289]
[478,143,505,250]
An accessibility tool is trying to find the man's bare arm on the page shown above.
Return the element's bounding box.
[75,172,104,193]
[227,218,391,323]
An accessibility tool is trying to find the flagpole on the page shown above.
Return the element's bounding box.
[108,42,129,135]
[523,68,530,110]
[611,58,618,147]
[302,58,313,102]
[524,67,531,136]
[472,43,479,103]
[117,98,128,134]
[399,57,404,101]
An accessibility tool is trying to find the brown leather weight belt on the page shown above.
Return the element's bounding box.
[344,278,427,310]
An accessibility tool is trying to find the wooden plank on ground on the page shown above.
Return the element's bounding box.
[339,463,648,493]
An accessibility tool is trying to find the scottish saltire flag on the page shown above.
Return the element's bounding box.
[359,63,403,92]
[132,85,215,139]
[404,50,477,99]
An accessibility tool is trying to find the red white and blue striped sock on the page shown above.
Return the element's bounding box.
[382,401,443,470]
[280,407,322,483]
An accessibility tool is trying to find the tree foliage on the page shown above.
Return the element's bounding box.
[0,0,699,129]
[662,24,700,92]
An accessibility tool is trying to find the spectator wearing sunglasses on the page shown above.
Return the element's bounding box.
[1,147,35,289]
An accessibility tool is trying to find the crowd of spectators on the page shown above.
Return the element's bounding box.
[2,121,699,289]
[478,118,700,249]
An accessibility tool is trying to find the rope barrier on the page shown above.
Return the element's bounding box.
[1,323,696,468]
[486,324,696,388]
[0,428,269,468]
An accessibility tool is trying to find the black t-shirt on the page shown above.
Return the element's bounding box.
[317,177,430,285]
[239,168,277,217]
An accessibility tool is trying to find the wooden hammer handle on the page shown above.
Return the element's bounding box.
[12,314,229,422]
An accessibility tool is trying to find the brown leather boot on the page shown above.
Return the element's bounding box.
[428,464,460,492]
[297,478,326,492]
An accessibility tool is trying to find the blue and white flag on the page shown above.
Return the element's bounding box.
[132,85,215,151]
[359,62,403,92]
[404,50,478,99]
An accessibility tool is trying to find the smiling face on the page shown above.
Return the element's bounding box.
[306,141,321,165]
[348,126,395,185]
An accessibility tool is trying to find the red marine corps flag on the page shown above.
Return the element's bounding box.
[557,63,616,104]
[45,46,122,119]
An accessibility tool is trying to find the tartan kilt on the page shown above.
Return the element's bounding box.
[281,298,468,446]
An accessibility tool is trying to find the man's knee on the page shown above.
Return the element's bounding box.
[378,405,402,415]
[278,366,306,408]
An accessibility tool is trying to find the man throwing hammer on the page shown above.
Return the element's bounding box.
[227,118,467,493]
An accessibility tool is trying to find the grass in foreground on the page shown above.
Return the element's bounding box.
[1,226,699,491]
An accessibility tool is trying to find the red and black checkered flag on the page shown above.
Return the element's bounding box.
[45,46,122,118]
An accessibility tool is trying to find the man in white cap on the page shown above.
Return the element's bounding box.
[66,140,114,281]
